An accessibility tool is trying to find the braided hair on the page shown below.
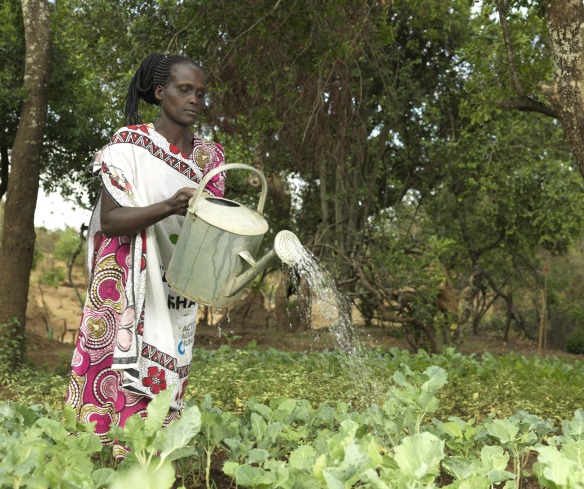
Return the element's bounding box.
[124,53,200,125]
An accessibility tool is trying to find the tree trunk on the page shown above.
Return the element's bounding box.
[0,0,51,366]
[503,290,513,342]
[542,1,584,174]
[0,145,9,201]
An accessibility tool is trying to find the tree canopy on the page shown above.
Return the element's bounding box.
[2,0,584,354]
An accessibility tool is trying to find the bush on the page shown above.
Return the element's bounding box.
[566,327,584,354]
[0,318,22,375]
[54,227,82,261]
[38,265,66,288]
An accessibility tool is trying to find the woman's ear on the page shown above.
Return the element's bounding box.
[155,84,164,103]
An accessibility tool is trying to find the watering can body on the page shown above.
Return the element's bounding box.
[166,163,271,308]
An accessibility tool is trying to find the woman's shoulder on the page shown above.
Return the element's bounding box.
[192,134,225,168]
[193,134,224,156]
[110,123,153,142]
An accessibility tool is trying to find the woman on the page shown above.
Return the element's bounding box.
[65,54,225,449]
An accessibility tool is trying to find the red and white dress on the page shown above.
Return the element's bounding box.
[65,123,225,444]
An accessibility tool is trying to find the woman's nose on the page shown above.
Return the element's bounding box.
[187,92,198,104]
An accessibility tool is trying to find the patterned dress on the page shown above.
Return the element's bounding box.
[65,124,225,446]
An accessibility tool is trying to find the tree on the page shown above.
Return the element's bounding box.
[0,0,126,366]
[0,0,52,364]
[436,0,584,346]
[428,112,584,341]
[541,1,584,173]
[466,1,584,172]
[0,0,25,201]
[61,0,477,331]
[3,0,583,353]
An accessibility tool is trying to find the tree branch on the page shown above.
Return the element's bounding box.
[495,0,525,97]
[493,1,559,119]
[497,97,559,119]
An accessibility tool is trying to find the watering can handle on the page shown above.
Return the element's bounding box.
[190,163,268,215]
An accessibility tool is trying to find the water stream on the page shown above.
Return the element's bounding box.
[284,245,380,403]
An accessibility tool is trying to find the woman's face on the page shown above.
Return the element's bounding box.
[156,62,206,126]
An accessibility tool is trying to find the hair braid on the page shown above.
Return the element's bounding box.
[124,53,200,126]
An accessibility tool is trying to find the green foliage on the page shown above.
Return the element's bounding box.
[533,436,584,489]
[182,346,584,422]
[5,0,584,345]
[222,365,450,488]
[543,244,584,351]
[460,1,553,124]
[0,318,22,376]
[5,344,584,424]
[0,0,24,152]
[565,328,584,355]
[0,402,107,488]
[484,411,555,486]
[38,265,66,288]
[109,389,202,489]
[367,365,449,447]
[54,227,83,261]
[2,347,584,487]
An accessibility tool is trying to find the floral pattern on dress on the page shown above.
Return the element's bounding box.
[142,366,167,394]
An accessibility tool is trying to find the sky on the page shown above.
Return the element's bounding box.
[35,189,93,230]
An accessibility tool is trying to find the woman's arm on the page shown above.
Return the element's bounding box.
[100,187,197,237]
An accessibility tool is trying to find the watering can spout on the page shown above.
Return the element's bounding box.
[226,230,304,297]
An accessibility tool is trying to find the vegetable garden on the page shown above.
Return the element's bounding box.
[2,344,583,488]
[4,1,584,487]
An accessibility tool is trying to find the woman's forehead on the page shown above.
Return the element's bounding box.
[170,62,205,85]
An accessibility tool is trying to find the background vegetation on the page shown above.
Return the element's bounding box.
[3,1,584,486]
[3,0,584,353]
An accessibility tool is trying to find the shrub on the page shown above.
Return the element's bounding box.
[38,265,66,288]
[565,327,584,354]
[0,318,22,375]
[54,227,83,261]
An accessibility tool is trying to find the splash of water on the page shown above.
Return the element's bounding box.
[285,245,379,401]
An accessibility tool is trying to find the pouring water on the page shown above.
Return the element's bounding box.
[166,163,378,398]
[281,241,379,400]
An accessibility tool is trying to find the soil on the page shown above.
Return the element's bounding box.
[24,263,580,373]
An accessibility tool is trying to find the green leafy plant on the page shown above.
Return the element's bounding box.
[0,402,109,488]
[533,442,584,489]
[109,389,202,489]
[484,411,555,488]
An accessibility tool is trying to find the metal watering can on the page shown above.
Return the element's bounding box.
[166,163,304,307]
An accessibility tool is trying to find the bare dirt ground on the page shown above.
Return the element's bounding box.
[25,262,579,373]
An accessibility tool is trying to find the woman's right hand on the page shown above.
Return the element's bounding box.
[168,187,198,216]
[100,186,200,237]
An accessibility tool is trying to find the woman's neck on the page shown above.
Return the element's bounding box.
[153,119,193,153]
